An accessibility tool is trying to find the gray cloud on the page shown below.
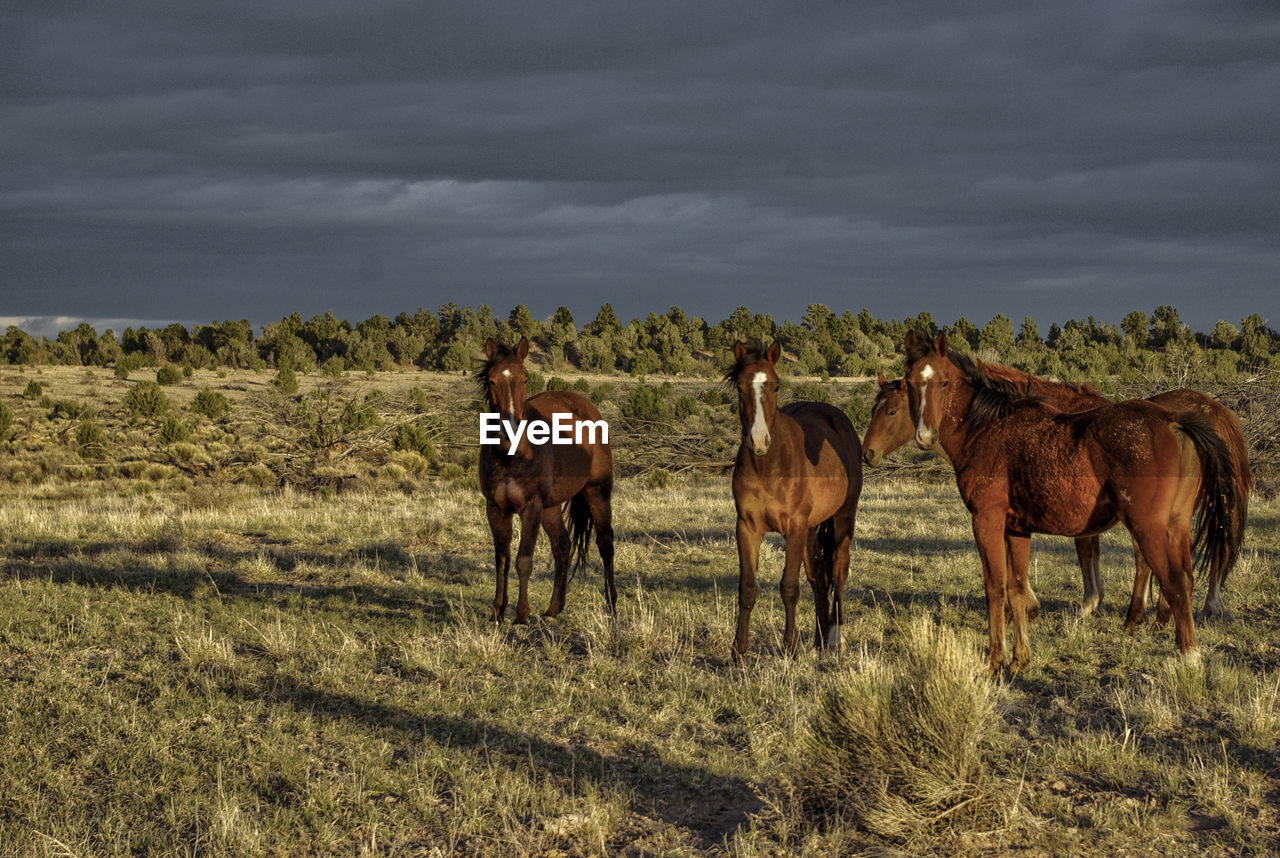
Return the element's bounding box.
[2,1,1277,332]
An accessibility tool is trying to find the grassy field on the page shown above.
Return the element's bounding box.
[0,366,1277,856]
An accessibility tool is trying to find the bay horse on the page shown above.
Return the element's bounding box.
[864,372,1250,621]
[726,341,863,658]
[477,336,616,623]
[903,331,1239,674]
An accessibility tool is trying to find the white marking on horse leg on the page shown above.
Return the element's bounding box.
[826,623,842,649]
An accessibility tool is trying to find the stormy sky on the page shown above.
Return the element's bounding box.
[2,1,1278,338]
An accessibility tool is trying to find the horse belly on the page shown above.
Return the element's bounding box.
[1006,458,1112,537]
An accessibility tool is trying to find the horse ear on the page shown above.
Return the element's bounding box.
[515,336,529,360]
[732,341,748,360]
[484,338,500,358]
[904,330,919,352]
[766,340,782,366]
[877,372,887,385]
[934,331,948,357]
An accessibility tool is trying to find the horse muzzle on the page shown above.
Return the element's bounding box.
[863,448,883,467]
[915,427,937,450]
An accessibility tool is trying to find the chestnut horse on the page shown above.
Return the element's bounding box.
[903,331,1239,674]
[726,341,863,657]
[864,372,1250,621]
[477,337,616,623]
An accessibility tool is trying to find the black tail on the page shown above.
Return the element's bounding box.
[566,491,594,576]
[1179,416,1239,578]
[815,517,836,581]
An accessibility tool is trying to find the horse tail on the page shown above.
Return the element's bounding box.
[1178,415,1239,578]
[566,491,594,575]
[1219,411,1252,584]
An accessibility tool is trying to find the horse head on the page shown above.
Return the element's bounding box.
[479,336,531,424]
[728,340,782,456]
[903,330,960,451]
[863,374,911,466]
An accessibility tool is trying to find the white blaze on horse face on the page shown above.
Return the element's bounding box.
[915,363,936,448]
[750,371,771,454]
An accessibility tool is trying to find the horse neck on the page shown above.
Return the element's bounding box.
[934,379,980,467]
[738,409,800,475]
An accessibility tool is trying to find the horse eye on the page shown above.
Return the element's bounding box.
[888,410,896,416]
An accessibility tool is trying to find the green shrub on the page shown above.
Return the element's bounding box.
[75,420,107,460]
[589,382,616,404]
[124,382,169,417]
[322,356,345,377]
[158,416,192,444]
[182,364,195,378]
[274,364,299,394]
[0,401,12,438]
[573,378,591,393]
[790,380,832,404]
[526,371,546,395]
[22,380,42,400]
[392,422,437,463]
[546,376,574,391]
[621,385,673,425]
[156,365,182,385]
[673,395,700,419]
[700,387,730,407]
[48,400,92,421]
[190,387,230,420]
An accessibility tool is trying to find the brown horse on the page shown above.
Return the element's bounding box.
[864,372,1251,621]
[903,331,1239,674]
[477,337,616,623]
[726,341,863,657]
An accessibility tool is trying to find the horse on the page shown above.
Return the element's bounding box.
[476,336,616,623]
[726,341,863,657]
[863,372,1251,622]
[903,331,1239,675]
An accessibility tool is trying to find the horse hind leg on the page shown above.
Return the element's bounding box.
[825,512,855,652]
[1006,532,1034,673]
[1075,535,1104,616]
[541,504,573,618]
[583,481,616,614]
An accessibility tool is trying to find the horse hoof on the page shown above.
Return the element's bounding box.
[1027,603,1042,623]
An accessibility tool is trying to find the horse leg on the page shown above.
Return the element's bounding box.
[826,513,854,652]
[1126,518,1198,656]
[780,523,807,656]
[1006,532,1033,673]
[971,513,1010,676]
[583,482,616,615]
[732,517,764,659]
[487,502,513,623]
[513,503,542,624]
[1075,535,1104,616]
[1123,536,1150,632]
[541,504,572,618]
[805,527,831,651]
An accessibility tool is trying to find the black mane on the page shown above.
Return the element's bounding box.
[949,351,1042,427]
[723,342,771,388]
[474,341,516,399]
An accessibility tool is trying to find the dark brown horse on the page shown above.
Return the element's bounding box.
[477,337,615,623]
[726,341,863,657]
[864,372,1251,621]
[903,331,1239,674]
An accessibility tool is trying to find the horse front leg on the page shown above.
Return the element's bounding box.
[513,503,543,624]
[487,502,513,623]
[826,519,854,652]
[583,482,616,615]
[732,517,764,659]
[780,523,807,656]
[972,514,1010,676]
[1124,536,1151,632]
[1006,532,1033,674]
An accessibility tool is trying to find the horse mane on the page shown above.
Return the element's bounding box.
[948,351,1043,427]
[473,341,517,399]
[873,376,903,409]
[980,361,1103,402]
[723,342,771,388]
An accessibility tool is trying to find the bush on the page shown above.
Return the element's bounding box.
[190,388,230,420]
[124,382,169,417]
[0,401,12,438]
[621,385,673,425]
[158,416,192,444]
[546,376,574,391]
[790,380,832,404]
[274,365,299,394]
[673,395,700,419]
[156,365,183,385]
[526,371,546,395]
[22,380,42,400]
[75,420,107,460]
[392,422,438,463]
[590,383,616,404]
[796,618,1008,840]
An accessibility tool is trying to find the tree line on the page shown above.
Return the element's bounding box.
[2,303,1277,385]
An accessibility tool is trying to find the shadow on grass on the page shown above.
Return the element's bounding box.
[260,675,764,850]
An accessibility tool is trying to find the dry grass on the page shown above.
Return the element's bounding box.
[0,366,1278,855]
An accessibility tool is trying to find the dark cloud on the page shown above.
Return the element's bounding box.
[2,1,1277,333]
